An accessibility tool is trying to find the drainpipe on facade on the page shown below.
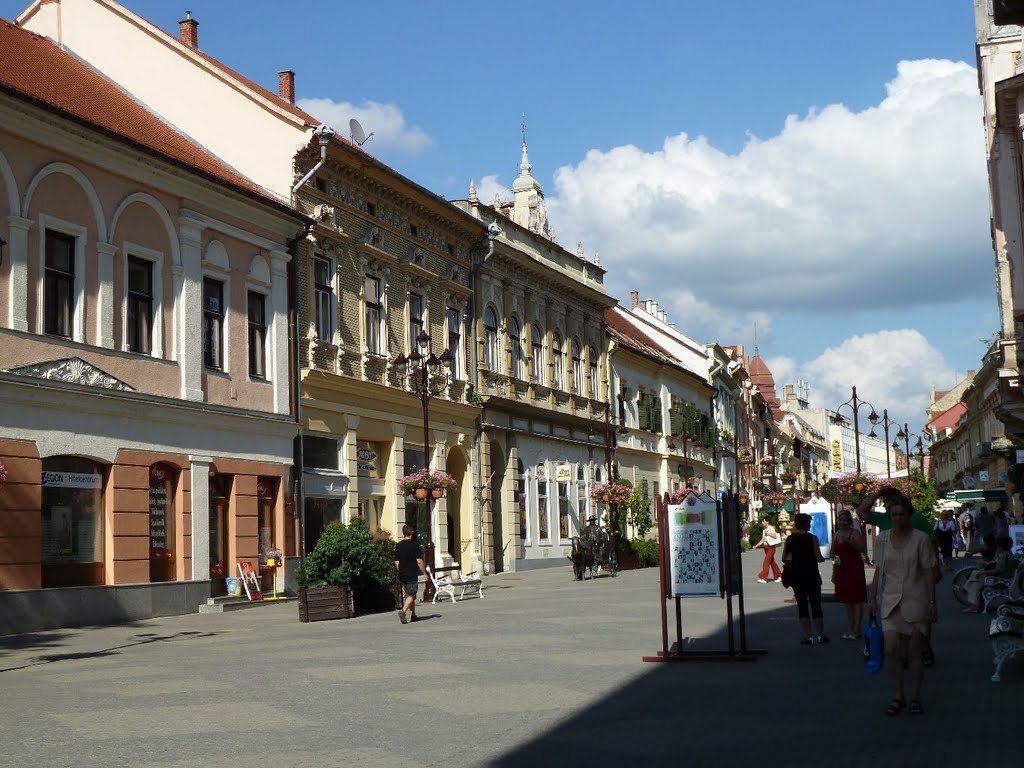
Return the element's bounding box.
[469,220,503,573]
[290,124,336,565]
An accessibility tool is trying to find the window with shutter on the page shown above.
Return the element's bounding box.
[670,406,683,437]
[638,391,651,431]
[652,397,663,433]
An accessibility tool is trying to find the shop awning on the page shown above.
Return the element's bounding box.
[944,489,1007,503]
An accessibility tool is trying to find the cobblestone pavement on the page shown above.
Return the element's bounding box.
[1,552,1018,768]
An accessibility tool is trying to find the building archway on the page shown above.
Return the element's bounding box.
[445,446,468,563]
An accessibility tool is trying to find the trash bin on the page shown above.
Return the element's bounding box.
[225,576,243,597]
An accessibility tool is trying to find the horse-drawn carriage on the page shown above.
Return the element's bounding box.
[570,519,618,580]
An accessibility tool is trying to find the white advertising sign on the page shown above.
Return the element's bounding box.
[41,471,102,489]
[668,491,720,597]
[555,463,572,482]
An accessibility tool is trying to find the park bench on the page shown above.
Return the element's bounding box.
[426,564,483,604]
[981,557,1024,613]
[990,601,1024,682]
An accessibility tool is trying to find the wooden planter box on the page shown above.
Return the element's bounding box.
[298,585,354,623]
[617,549,640,571]
[353,583,402,615]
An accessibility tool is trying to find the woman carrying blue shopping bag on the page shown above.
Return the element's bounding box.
[868,490,937,716]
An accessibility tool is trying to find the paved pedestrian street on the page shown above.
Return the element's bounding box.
[1,552,1018,768]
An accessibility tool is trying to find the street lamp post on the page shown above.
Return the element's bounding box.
[830,386,879,476]
[591,401,628,544]
[898,424,930,481]
[393,330,454,603]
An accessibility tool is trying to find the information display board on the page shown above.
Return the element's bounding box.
[668,491,720,597]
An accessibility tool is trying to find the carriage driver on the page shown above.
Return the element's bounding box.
[584,516,603,543]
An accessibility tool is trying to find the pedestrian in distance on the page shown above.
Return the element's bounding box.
[781,512,828,644]
[974,506,995,547]
[933,509,958,571]
[868,490,937,716]
[959,506,975,556]
[752,516,783,583]
[829,509,867,640]
[394,524,427,624]
[994,507,1010,540]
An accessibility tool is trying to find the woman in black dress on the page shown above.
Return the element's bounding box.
[782,512,828,644]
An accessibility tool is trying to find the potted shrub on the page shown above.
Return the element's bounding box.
[296,519,399,622]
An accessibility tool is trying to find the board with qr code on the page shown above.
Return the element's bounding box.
[668,492,720,597]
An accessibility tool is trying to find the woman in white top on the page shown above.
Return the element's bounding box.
[753,517,783,583]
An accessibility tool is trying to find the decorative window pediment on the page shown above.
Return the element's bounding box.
[6,357,135,391]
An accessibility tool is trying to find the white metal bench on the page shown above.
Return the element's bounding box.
[426,564,483,603]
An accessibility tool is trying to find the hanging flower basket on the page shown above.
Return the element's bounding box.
[398,468,458,499]
[590,480,633,505]
[779,471,797,484]
[431,487,444,499]
[762,491,789,509]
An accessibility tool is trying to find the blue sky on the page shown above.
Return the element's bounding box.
[2,1,989,429]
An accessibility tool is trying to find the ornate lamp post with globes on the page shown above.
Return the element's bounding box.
[393,330,454,603]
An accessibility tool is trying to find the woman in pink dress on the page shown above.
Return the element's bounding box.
[829,509,867,640]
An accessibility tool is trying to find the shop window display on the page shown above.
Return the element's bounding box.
[41,457,105,587]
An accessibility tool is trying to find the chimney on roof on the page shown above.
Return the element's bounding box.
[277,70,296,104]
[967,369,976,378]
[630,291,639,309]
[179,11,198,50]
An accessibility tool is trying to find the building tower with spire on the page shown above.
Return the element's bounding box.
[509,120,554,240]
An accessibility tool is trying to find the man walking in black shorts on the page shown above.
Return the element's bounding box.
[394,524,426,624]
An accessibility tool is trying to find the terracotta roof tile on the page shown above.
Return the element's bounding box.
[0,20,293,212]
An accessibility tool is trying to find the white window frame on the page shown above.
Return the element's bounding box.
[588,345,599,399]
[446,307,463,380]
[509,316,524,379]
[551,332,564,391]
[571,339,583,394]
[530,324,544,384]
[519,462,531,544]
[201,274,229,372]
[363,273,386,356]
[536,461,551,544]
[247,285,271,381]
[313,254,335,344]
[121,241,164,357]
[37,214,86,344]
[484,305,499,371]
[408,291,425,349]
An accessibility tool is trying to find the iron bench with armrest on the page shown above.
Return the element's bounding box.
[426,564,483,603]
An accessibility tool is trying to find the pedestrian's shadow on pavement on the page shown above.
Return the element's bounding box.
[0,629,219,674]
[411,613,443,622]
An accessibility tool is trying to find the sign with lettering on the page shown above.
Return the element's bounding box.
[667,491,720,597]
[357,442,380,476]
[555,463,572,482]
[831,440,842,472]
[41,471,102,489]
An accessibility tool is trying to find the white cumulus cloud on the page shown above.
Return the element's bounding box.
[297,98,432,153]
[547,59,988,314]
[795,329,955,428]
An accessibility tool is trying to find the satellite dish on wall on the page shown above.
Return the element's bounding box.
[349,118,373,146]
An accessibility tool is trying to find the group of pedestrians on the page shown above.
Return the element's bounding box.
[751,488,939,716]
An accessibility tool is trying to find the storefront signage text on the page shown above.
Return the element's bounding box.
[41,471,102,489]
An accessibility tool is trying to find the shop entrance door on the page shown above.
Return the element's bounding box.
[360,496,384,533]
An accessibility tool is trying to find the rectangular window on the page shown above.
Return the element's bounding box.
[408,292,424,347]
[126,256,153,354]
[558,480,571,540]
[202,277,224,369]
[44,230,75,338]
[248,291,267,378]
[365,275,383,354]
[303,435,339,470]
[314,256,333,342]
[530,327,543,384]
[447,308,462,379]
[518,465,529,541]
[589,349,599,399]
[537,467,550,541]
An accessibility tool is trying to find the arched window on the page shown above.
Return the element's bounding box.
[508,317,524,379]
[551,332,564,390]
[571,339,583,394]
[530,324,544,384]
[484,306,499,371]
[148,463,178,583]
[41,457,106,587]
[588,345,599,398]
